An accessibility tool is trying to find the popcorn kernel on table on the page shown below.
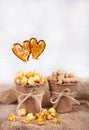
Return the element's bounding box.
[7,114,16,122]
[36,117,44,125]
[18,108,27,116]
[47,114,53,120]
[27,113,35,121]
[48,108,56,117]
[24,116,31,124]
[52,118,59,124]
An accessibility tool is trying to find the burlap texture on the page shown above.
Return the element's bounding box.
[15,82,46,114]
[0,84,17,104]
[48,80,79,113]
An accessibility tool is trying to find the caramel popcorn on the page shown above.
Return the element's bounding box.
[26,113,35,121]
[36,117,44,125]
[46,114,53,120]
[52,118,59,124]
[18,108,27,117]
[20,76,28,85]
[15,71,46,85]
[16,71,24,79]
[48,108,56,117]
[7,114,16,122]
[24,116,31,124]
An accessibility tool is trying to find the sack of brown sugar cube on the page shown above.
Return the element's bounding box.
[48,70,80,113]
[14,71,47,114]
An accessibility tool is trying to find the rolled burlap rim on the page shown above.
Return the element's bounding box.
[15,82,46,114]
[48,80,80,113]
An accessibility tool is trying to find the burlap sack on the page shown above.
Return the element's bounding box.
[0,84,17,104]
[48,80,80,113]
[15,82,46,114]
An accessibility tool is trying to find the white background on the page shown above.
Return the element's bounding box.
[0,0,89,83]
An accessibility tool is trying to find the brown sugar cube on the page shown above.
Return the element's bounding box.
[63,78,71,84]
[57,70,66,75]
[68,73,75,78]
[57,80,63,85]
[57,74,64,80]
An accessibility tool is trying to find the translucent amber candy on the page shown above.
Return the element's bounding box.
[7,114,16,122]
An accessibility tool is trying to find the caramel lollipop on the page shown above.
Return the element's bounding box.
[12,40,31,62]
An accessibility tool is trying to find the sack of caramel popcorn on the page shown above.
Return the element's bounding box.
[48,70,80,113]
[15,71,47,114]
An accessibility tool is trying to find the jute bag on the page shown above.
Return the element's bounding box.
[15,82,46,114]
[48,78,80,113]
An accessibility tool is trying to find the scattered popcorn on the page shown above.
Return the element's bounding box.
[36,117,44,125]
[7,114,16,122]
[52,118,59,124]
[18,108,27,117]
[7,108,59,125]
[46,114,53,120]
[26,113,35,121]
[48,108,56,117]
[24,115,31,124]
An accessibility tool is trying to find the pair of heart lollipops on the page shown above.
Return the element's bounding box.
[12,38,46,62]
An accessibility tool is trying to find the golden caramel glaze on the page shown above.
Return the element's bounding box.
[30,38,46,59]
[12,43,30,62]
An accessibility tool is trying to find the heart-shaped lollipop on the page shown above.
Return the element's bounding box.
[30,38,46,59]
[12,40,31,62]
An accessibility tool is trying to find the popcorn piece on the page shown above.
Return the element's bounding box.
[48,108,56,117]
[16,71,24,79]
[24,116,31,124]
[25,71,34,78]
[18,108,27,117]
[33,75,41,83]
[52,118,59,124]
[28,77,35,85]
[46,114,53,120]
[26,113,35,121]
[40,77,46,84]
[7,114,16,122]
[15,77,21,84]
[20,76,28,85]
[36,117,44,125]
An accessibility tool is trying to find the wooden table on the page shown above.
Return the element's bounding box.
[0,103,89,130]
